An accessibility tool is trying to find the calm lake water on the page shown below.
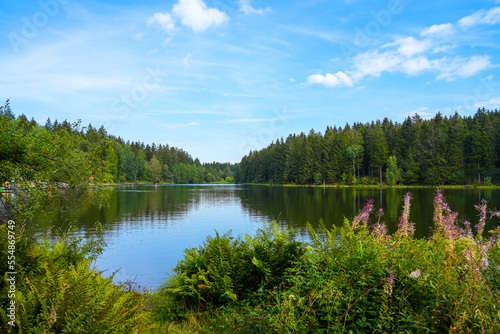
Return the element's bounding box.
[38,184,500,290]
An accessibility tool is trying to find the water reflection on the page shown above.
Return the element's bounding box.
[34,185,499,289]
[236,186,499,238]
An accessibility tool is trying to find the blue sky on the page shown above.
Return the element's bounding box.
[1,0,500,163]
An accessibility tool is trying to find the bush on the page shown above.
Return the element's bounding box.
[156,224,306,320]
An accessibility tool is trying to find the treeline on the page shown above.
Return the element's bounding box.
[1,101,234,185]
[235,109,500,185]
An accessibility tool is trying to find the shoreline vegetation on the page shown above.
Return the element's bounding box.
[2,189,499,333]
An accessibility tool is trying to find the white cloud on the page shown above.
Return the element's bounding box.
[420,23,454,36]
[161,121,200,129]
[348,44,489,82]
[307,11,495,88]
[401,56,433,75]
[172,0,229,32]
[473,97,500,108]
[454,55,491,78]
[352,50,401,79]
[436,55,491,81]
[433,44,457,53]
[458,6,500,27]
[239,0,271,15]
[307,71,353,87]
[402,107,435,119]
[392,36,433,57]
[148,12,176,33]
[351,38,434,80]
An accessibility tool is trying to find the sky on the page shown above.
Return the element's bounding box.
[1,0,500,163]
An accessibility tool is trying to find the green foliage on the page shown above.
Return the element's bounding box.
[0,103,150,333]
[158,192,500,333]
[0,225,147,333]
[156,224,305,320]
[1,104,235,187]
[346,144,364,179]
[235,109,500,185]
[386,156,401,186]
[119,144,137,182]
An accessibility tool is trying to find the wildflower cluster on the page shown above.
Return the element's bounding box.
[431,188,463,243]
[352,199,373,229]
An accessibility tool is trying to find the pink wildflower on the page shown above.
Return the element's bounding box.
[376,208,384,224]
[432,188,460,241]
[385,271,396,295]
[459,221,473,239]
[474,200,488,237]
[396,192,415,238]
[371,222,388,240]
[352,200,374,229]
[489,209,500,218]
[433,188,445,230]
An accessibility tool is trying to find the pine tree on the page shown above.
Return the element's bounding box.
[445,113,467,184]
[118,145,136,182]
[0,100,15,120]
[421,112,447,185]
[466,109,496,183]
[368,122,388,183]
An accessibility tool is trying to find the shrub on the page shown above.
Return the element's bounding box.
[156,224,306,320]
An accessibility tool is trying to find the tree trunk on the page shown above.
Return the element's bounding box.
[478,163,481,183]
[379,165,382,184]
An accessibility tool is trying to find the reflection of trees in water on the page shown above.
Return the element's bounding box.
[38,185,243,232]
[236,186,379,230]
[37,185,499,239]
[235,186,500,239]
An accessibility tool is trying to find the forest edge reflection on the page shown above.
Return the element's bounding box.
[36,184,500,240]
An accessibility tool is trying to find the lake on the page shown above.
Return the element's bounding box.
[37,184,500,290]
